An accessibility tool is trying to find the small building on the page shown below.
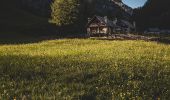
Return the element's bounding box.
[117,20,135,33]
[86,16,115,37]
[86,15,135,37]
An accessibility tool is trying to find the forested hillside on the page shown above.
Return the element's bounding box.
[0,0,132,35]
[0,0,53,36]
[133,0,170,30]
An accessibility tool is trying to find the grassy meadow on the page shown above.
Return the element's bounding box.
[0,39,170,99]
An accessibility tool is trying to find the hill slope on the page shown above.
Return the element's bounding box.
[134,0,170,30]
[0,0,133,35]
[0,0,52,36]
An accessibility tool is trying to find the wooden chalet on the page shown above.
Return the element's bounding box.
[86,16,115,37]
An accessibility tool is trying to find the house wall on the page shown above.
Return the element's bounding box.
[87,27,108,34]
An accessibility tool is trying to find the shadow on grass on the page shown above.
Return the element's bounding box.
[0,34,58,45]
[0,34,89,45]
[0,54,169,99]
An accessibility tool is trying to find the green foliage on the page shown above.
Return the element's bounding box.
[0,39,170,99]
[50,0,80,26]
[50,0,127,28]
[1,0,129,33]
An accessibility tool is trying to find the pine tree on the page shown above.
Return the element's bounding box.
[50,0,80,26]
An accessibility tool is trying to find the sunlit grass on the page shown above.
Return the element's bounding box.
[0,39,170,99]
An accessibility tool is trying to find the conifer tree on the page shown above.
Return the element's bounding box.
[51,0,80,26]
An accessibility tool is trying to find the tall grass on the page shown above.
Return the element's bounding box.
[0,39,170,99]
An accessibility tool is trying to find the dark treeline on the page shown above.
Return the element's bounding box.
[1,0,170,35]
[133,0,170,31]
[13,0,131,35]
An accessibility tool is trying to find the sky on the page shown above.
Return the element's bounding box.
[122,0,147,8]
